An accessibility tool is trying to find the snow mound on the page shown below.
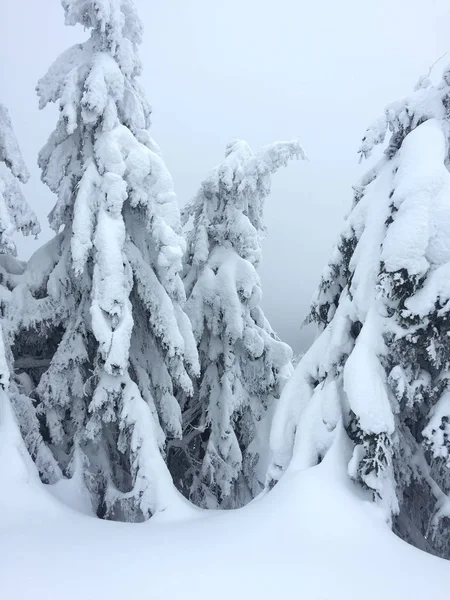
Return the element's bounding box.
[0,426,448,600]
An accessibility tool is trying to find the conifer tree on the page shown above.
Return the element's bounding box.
[269,69,450,557]
[177,139,305,508]
[11,0,199,521]
[0,101,39,390]
[0,103,53,479]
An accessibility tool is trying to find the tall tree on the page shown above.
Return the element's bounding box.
[0,101,40,390]
[177,139,305,508]
[268,69,450,557]
[11,0,199,521]
[0,103,51,482]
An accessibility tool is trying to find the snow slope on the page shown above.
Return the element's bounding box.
[1,422,449,600]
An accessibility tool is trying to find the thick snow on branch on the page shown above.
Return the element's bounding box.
[269,66,450,557]
[11,0,198,521]
[0,103,39,256]
[0,104,29,183]
[359,71,450,160]
[181,139,304,508]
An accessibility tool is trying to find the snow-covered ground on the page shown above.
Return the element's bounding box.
[1,414,449,600]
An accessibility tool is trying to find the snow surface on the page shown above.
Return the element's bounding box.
[1,419,449,600]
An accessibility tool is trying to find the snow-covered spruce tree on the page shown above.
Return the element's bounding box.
[0,103,53,479]
[10,0,199,521]
[268,70,450,557]
[0,102,39,388]
[175,139,305,508]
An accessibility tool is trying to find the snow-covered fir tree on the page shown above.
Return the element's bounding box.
[0,101,39,390]
[268,68,450,557]
[10,0,199,521]
[176,139,305,508]
[0,103,52,482]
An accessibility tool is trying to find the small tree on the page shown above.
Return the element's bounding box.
[269,68,450,558]
[178,139,305,508]
[11,0,199,521]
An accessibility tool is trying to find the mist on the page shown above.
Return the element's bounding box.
[1,0,448,353]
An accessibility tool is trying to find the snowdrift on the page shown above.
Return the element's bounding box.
[1,425,449,600]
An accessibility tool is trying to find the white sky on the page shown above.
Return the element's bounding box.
[1,0,449,352]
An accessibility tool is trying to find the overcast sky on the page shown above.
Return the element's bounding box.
[0,0,449,353]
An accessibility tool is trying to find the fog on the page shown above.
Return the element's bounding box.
[1,0,448,353]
